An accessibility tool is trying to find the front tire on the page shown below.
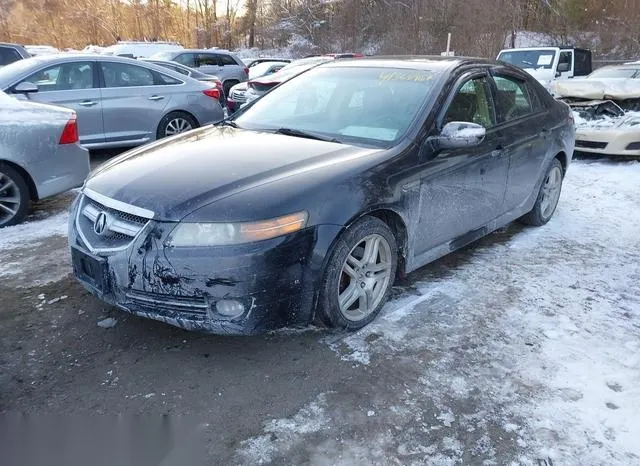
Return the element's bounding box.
[156,111,198,140]
[0,163,30,228]
[519,158,564,226]
[318,216,398,331]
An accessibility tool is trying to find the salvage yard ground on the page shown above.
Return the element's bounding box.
[1,157,639,464]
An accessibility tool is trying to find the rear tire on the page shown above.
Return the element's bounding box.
[156,111,199,140]
[317,216,398,331]
[519,158,564,226]
[0,163,30,228]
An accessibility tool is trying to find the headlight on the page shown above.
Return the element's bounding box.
[166,211,308,247]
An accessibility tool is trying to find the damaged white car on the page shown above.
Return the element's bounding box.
[553,65,640,156]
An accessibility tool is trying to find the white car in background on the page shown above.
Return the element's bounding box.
[101,41,183,59]
[25,45,60,57]
[554,65,640,156]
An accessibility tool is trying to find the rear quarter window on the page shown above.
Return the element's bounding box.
[220,55,239,66]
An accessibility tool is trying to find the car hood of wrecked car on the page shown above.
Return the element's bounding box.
[554,78,640,100]
[84,126,382,221]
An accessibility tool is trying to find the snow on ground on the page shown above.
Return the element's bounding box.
[237,159,640,464]
[0,211,71,286]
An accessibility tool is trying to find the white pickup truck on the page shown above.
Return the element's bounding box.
[497,47,592,92]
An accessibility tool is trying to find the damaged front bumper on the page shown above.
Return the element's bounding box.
[68,192,342,335]
[564,99,640,156]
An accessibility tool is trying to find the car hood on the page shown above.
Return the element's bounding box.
[554,78,640,100]
[85,126,379,221]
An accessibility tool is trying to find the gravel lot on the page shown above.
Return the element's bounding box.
[1,156,639,465]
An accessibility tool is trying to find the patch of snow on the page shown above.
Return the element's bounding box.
[236,393,331,464]
[0,211,68,249]
[97,317,118,329]
[238,160,640,463]
[0,212,72,286]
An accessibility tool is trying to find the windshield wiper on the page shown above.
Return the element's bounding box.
[274,127,341,144]
[217,119,239,128]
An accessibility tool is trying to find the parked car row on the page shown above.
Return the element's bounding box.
[0,54,224,149]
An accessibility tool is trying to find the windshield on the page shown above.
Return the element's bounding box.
[589,67,640,79]
[0,58,38,85]
[249,61,287,79]
[498,50,557,70]
[235,66,438,147]
[151,51,173,60]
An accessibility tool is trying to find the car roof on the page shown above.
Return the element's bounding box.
[0,42,25,48]
[0,54,204,87]
[171,49,237,54]
[321,55,495,71]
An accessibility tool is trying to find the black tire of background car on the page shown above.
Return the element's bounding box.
[519,158,564,226]
[0,163,30,228]
[156,111,199,140]
[223,80,238,103]
[316,216,398,331]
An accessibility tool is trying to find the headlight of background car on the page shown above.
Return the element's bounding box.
[166,211,308,247]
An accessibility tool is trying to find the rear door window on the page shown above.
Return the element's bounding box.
[20,62,95,92]
[492,75,534,123]
[197,54,219,67]
[174,53,196,68]
[101,62,154,87]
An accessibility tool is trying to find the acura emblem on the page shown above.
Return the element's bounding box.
[93,212,109,236]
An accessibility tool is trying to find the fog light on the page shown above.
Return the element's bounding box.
[216,300,245,318]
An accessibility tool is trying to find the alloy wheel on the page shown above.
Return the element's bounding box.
[0,171,21,227]
[165,117,193,136]
[338,234,393,322]
[540,166,563,219]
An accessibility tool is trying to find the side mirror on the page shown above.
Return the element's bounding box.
[14,81,38,94]
[438,121,486,149]
[557,62,570,73]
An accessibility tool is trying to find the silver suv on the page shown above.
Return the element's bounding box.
[152,49,248,97]
[0,43,30,67]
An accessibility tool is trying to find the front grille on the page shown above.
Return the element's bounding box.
[230,88,247,102]
[126,290,209,316]
[575,140,608,149]
[76,194,151,252]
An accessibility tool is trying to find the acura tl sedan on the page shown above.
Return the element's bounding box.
[68,57,575,335]
[0,55,224,150]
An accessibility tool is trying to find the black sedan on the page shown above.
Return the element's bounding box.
[68,57,575,335]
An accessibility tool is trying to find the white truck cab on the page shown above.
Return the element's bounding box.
[497,46,592,92]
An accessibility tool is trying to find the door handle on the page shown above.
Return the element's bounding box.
[148,95,165,101]
[540,129,551,138]
[79,100,97,107]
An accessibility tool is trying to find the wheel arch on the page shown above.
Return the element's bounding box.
[344,207,409,277]
[555,151,568,174]
[0,160,38,201]
[156,109,201,139]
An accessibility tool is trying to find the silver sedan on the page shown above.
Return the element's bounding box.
[0,91,89,227]
[0,54,224,150]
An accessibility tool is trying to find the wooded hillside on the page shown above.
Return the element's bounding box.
[1,0,639,59]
